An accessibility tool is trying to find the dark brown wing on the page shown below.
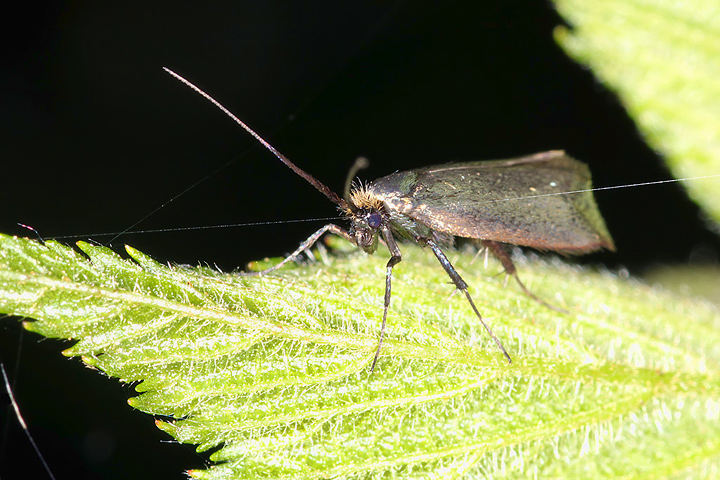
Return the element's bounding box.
[370,151,615,254]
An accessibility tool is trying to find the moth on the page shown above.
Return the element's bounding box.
[164,68,615,371]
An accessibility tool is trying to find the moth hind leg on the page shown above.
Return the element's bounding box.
[481,240,567,314]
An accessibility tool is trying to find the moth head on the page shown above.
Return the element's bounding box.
[346,184,386,254]
[350,209,384,253]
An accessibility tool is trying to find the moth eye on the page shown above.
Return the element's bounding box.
[367,212,382,228]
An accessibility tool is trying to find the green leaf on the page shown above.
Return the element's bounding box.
[644,264,720,306]
[1,233,720,478]
[554,0,720,227]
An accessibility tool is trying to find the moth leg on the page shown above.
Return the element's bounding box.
[370,227,402,372]
[424,238,511,363]
[468,244,488,267]
[482,240,567,314]
[240,224,354,276]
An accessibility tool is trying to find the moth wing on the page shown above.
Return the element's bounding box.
[371,151,614,254]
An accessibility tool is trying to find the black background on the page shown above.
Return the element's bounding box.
[1,1,719,479]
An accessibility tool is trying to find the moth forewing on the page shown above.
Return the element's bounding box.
[369,150,615,254]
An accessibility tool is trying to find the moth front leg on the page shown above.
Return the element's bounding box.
[240,224,354,276]
[370,226,402,372]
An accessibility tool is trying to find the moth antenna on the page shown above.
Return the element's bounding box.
[17,223,45,243]
[163,67,348,210]
[343,156,370,202]
[485,173,720,205]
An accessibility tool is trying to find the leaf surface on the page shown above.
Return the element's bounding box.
[555,0,720,226]
[1,233,719,478]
